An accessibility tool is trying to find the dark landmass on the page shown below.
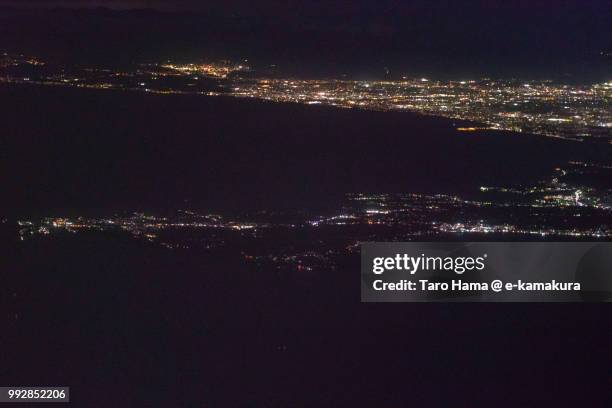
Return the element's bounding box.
[0,226,609,406]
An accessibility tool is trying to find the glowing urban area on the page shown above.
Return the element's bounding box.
[16,161,612,272]
[2,53,611,142]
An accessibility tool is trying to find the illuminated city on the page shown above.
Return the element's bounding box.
[2,53,610,142]
[14,160,612,272]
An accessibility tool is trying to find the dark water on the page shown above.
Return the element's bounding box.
[1,83,607,216]
[0,84,610,406]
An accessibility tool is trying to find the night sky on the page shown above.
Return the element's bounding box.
[1,0,610,79]
[0,0,609,12]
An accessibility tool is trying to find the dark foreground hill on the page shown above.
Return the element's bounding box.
[0,230,609,407]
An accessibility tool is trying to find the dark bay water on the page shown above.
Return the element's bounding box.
[1,83,607,217]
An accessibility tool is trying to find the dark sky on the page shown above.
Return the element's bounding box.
[0,0,352,11]
[0,0,610,79]
[0,0,609,13]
